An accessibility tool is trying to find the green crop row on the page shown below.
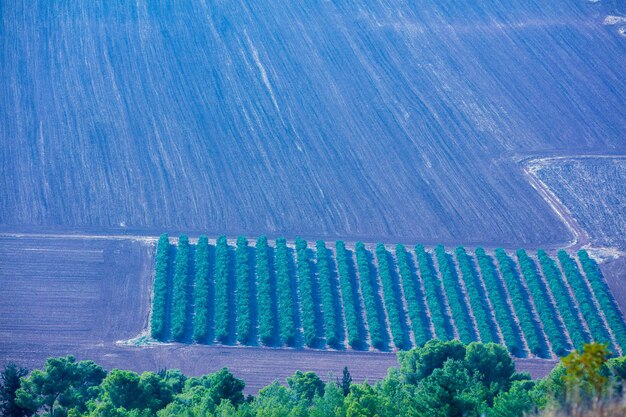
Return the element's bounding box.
[395,244,430,346]
[475,248,521,356]
[193,236,211,343]
[558,250,613,349]
[435,245,474,344]
[235,237,252,344]
[415,245,450,341]
[335,241,362,349]
[256,236,274,346]
[495,249,545,356]
[355,242,385,350]
[536,250,587,350]
[316,241,340,348]
[150,234,170,340]
[171,235,190,341]
[454,247,497,344]
[376,244,408,349]
[214,236,230,344]
[578,250,626,351]
[516,249,568,356]
[296,238,318,347]
[276,238,297,346]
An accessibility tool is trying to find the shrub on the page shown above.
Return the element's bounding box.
[256,236,274,346]
[296,238,318,347]
[171,235,190,341]
[396,244,431,346]
[316,241,340,348]
[376,243,408,349]
[516,249,568,356]
[235,237,252,344]
[495,248,545,356]
[355,242,386,350]
[214,236,230,343]
[435,245,474,344]
[454,246,497,344]
[151,234,170,340]
[335,241,363,349]
[558,250,613,350]
[578,249,626,351]
[415,245,451,341]
[275,238,297,346]
[475,247,521,356]
[537,249,588,350]
[193,236,211,343]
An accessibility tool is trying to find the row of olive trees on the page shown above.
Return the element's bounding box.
[537,249,588,350]
[415,245,451,341]
[355,242,387,349]
[435,245,474,344]
[495,249,545,356]
[558,250,613,350]
[335,241,362,349]
[578,250,626,352]
[454,246,497,344]
[395,244,431,346]
[516,249,568,356]
[316,241,341,348]
[150,234,170,340]
[475,247,523,356]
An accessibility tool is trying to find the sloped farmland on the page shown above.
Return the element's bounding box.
[2,0,625,245]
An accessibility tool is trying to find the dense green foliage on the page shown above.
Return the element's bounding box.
[516,249,568,356]
[435,245,474,344]
[235,237,252,344]
[255,236,274,346]
[558,250,612,349]
[0,363,31,417]
[376,243,408,349]
[335,241,362,349]
[193,236,211,343]
[495,248,545,356]
[151,234,170,340]
[15,356,106,417]
[171,235,190,341]
[578,250,626,351]
[315,241,340,348]
[475,247,522,355]
[415,245,451,340]
[355,242,386,350]
[296,238,318,347]
[214,236,231,344]
[454,246,497,344]
[11,342,626,417]
[537,249,588,350]
[275,238,297,346]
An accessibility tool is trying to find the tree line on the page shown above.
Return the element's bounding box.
[5,341,626,417]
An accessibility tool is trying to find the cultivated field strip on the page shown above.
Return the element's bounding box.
[150,235,626,358]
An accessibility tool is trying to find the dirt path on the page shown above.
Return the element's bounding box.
[519,154,626,252]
